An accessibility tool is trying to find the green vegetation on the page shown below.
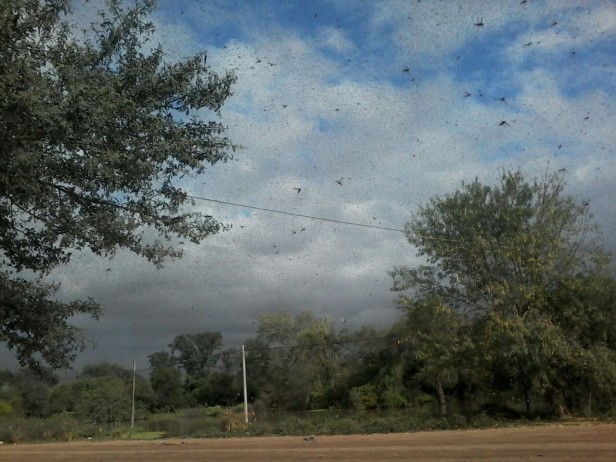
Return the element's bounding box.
[1,0,615,442]
[0,0,236,369]
[390,170,616,417]
[1,169,615,442]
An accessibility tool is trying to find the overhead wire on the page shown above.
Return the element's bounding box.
[188,195,404,232]
[187,194,467,244]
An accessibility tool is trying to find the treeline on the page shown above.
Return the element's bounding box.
[2,170,615,424]
[2,289,615,423]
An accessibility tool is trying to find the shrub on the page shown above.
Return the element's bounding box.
[350,385,378,410]
[0,400,14,417]
[220,408,247,432]
[320,417,363,435]
[272,416,314,435]
[469,411,499,428]
[381,389,409,409]
[203,405,223,417]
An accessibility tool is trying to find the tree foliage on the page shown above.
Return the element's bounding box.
[47,362,153,419]
[0,0,236,368]
[0,368,57,417]
[149,365,185,411]
[391,170,602,316]
[247,310,344,410]
[170,331,223,378]
[396,297,475,415]
[74,377,132,423]
[390,169,615,416]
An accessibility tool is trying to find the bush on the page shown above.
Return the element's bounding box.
[469,411,499,428]
[272,416,314,435]
[0,417,27,443]
[220,408,247,432]
[0,414,104,443]
[320,417,363,435]
[350,385,378,410]
[203,405,223,417]
[74,378,131,423]
[242,420,274,436]
[0,400,14,417]
[381,389,409,409]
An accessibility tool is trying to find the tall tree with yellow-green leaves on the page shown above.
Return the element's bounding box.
[391,170,616,415]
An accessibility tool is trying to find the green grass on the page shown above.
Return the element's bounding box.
[122,431,165,440]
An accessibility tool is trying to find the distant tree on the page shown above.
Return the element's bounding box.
[80,362,154,410]
[49,362,154,417]
[81,362,133,381]
[190,370,239,407]
[250,311,342,410]
[170,331,223,378]
[74,377,131,423]
[48,381,78,415]
[0,368,58,417]
[149,365,185,411]
[0,0,236,368]
[148,351,177,369]
[329,326,395,409]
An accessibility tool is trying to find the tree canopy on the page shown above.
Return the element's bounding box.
[390,169,616,415]
[390,170,604,316]
[0,0,236,368]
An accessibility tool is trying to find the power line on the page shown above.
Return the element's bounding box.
[188,194,405,233]
[246,335,393,351]
[188,194,467,244]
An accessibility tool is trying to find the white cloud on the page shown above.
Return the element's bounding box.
[318,27,354,53]
[17,0,616,369]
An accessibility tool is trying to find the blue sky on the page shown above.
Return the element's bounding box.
[2,0,615,372]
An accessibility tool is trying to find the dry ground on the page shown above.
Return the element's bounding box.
[1,423,615,462]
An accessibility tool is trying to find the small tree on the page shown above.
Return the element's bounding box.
[395,297,474,415]
[249,311,343,411]
[149,366,185,411]
[75,377,131,423]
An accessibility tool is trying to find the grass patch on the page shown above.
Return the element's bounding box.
[122,431,165,440]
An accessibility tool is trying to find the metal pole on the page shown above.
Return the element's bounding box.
[131,360,136,429]
[242,345,249,424]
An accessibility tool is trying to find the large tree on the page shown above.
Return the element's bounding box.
[0,0,236,368]
[390,170,603,316]
[391,170,615,415]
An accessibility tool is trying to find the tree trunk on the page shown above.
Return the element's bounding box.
[456,370,470,416]
[436,380,447,416]
[522,380,531,415]
[546,387,570,419]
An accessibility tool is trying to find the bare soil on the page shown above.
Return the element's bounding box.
[1,422,615,461]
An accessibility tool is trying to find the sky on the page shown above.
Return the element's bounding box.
[2,0,616,374]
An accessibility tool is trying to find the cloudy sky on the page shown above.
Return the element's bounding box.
[3,0,615,373]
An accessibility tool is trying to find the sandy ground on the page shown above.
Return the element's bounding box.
[1,423,615,461]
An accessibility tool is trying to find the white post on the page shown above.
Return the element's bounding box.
[242,345,249,424]
[131,360,136,429]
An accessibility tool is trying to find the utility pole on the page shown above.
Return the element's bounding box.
[242,345,248,424]
[131,360,136,429]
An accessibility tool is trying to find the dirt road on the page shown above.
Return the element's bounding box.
[1,423,614,461]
